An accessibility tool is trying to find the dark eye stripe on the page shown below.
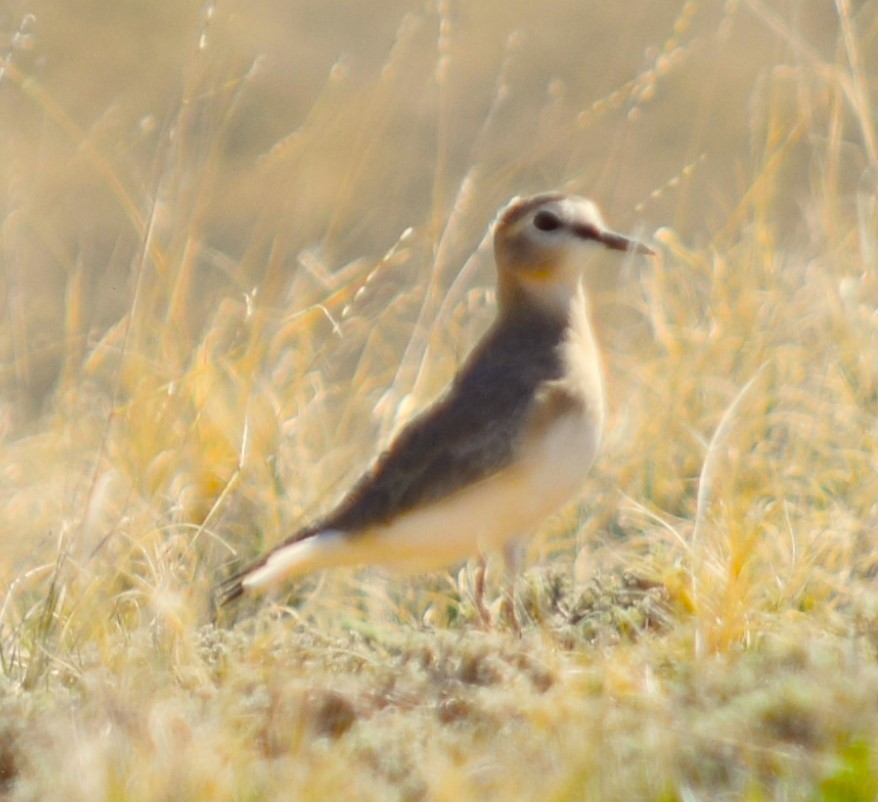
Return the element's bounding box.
[533,210,562,232]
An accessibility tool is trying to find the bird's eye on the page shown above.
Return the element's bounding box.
[533,211,561,232]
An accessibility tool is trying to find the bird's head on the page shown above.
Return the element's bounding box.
[492,193,653,320]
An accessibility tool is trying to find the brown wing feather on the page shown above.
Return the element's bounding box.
[321,311,566,532]
[216,309,566,607]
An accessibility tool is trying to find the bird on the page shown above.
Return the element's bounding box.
[216,193,653,619]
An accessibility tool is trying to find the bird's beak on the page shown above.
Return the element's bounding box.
[597,229,654,256]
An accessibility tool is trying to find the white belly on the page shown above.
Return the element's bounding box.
[366,407,600,570]
[243,407,601,595]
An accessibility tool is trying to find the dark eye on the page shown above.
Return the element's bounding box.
[533,210,562,232]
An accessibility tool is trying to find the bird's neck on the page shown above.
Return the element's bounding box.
[498,276,587,335]
[495,297,569,349]
[559,283,606,427]
[496,281,605,429]
[498,262,590,321]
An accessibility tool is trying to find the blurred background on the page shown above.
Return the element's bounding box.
[0,0,874,601]
[0,0,853,417]
[3,5,878,797]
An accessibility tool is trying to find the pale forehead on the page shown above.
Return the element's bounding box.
[496,193,606,231]
[556,196,604,226]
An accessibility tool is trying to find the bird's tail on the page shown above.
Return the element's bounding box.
[214,528,344,608]
[214,562,260,608]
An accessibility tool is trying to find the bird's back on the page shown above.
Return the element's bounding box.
[317,307,569,535]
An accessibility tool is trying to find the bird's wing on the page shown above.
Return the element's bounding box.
[215,315,567,607]
[323,374,535,533]
[214,360,539,607]
[314,316,566,534]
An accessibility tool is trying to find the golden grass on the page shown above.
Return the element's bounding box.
[1,0,878,799]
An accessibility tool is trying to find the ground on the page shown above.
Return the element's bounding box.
[1,1,877,799]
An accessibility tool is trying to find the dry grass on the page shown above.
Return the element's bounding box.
[1,0,878,799]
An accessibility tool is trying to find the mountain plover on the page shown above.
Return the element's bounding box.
[216,193,653,619]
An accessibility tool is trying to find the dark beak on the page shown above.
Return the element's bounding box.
[597,229,655,256]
